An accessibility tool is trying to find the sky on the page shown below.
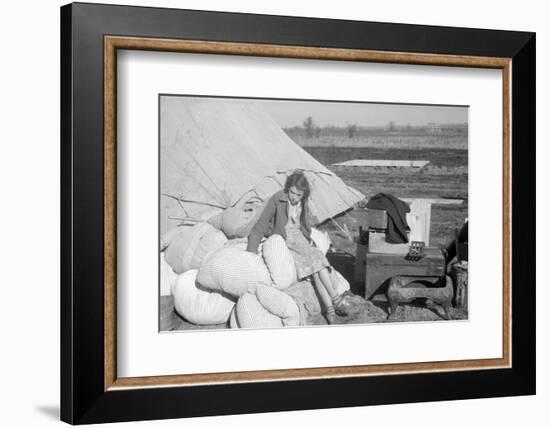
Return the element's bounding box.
[256,98,468,128]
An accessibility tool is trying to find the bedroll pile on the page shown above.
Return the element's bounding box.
[197,246,272,297]
[223,237,263,253]
[171,269,236,325]
[259,228,331,290]
[162,214,354,328]
[164,223,227,274]
[230,284,302,329]
[160,252,177,296]
[207,196,267,239]
[261,235,297,290]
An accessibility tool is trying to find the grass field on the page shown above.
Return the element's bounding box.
[292,134,468,150]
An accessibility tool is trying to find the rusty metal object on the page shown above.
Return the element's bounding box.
[451,261,468,309]
[387,275,453,320]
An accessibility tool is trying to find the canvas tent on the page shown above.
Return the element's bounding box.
[160,97,364,235]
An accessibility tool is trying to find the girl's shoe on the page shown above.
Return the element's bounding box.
[324,312,337,324]
[323,311,346,325]
[333,292,360,316]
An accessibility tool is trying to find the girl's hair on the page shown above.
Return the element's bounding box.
[284,170,311,201]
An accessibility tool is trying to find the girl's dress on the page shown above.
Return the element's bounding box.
[284,201,330,280]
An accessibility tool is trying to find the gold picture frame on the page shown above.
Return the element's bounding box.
[104,36,512,391]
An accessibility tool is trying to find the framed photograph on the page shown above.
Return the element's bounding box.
[60,2,535,424]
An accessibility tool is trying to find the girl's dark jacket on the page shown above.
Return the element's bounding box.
[246,189,313,253]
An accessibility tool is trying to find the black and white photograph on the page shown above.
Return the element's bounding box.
[159,95,469,331]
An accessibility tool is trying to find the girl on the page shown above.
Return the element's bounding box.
[246,170,356,324]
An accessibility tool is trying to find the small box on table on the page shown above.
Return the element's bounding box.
[365,208,388,230]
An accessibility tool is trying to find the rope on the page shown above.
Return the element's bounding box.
[329,217,354,242]
[275,168,334,177]
[167,216,203,223]
[161,193,227,210]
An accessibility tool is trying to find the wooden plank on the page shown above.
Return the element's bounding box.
[401,197,463,205]
[333,159,430,168]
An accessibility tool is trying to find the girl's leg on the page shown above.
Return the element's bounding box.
[316,267,356,315]
[313,269,351,324]
[312,272,334,311]
[317,267,338,298]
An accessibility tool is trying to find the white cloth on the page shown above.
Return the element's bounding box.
[287,202,302,226]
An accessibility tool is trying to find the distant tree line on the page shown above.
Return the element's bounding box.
[286,117,468,139]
